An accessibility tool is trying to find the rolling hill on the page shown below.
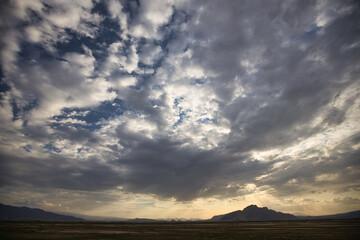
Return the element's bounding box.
[0,203,83,221]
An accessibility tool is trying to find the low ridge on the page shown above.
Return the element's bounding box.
[0,203,83,221]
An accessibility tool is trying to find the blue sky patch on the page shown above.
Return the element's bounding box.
[43,142,61,153]
[52,98,129,131]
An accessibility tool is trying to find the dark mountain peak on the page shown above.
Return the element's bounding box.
[211,205,298,222]
[243,204,258,210]
[243,205,268,212]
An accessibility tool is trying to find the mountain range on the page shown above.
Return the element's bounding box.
[1,203,359,222]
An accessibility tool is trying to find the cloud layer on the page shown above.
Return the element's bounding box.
[0,0,359,218]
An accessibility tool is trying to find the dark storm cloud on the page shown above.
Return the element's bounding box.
[0,0,359,206]
[0,152,123,191]
[112,132,273,201]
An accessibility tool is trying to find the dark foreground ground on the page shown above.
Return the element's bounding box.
[1,220,359,240]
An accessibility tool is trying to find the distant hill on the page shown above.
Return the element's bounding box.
[0,203,83,221]
[302,210,360,220]
[211,205,299,221]
[126,218,163,223]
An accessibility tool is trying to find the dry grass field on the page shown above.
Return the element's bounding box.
[1,220,359,240]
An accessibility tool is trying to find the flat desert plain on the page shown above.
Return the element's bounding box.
[1,220,359,240]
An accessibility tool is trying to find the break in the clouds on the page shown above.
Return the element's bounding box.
[0,0,359,219]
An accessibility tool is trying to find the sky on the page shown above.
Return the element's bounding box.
[0,0,359,220]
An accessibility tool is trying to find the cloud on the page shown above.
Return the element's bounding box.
[0,152,123,192]
[0,0,359,217]
[333,196,360,206]
[255,132,360,197]
[111,134,272,201]
[137,42,163,66]
[129,0,174,39]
